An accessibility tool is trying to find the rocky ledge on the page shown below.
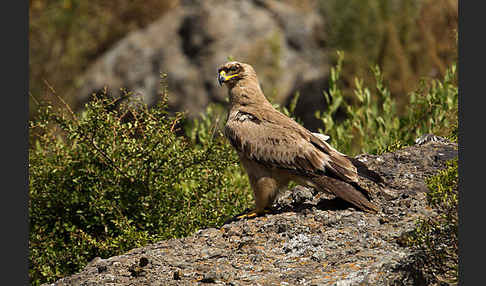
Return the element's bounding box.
[44,138,458,286]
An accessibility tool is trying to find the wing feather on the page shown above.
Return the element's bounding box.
[224,109,358,182]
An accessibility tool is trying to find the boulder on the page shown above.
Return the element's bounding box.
[76,0,329,130]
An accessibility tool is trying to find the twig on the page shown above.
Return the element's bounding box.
[29,92,40,106]
[210,115,222,140]
[43,79,77,121]
[170,113,183,133]
[89,136,134,182]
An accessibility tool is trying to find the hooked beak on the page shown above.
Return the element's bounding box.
[217,70,239,87]
[218,71,226,86]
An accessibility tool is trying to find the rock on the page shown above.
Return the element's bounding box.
[43,139,457,286]
[199,271,218,283]
[415,133,449,145]
[75,0,329,130]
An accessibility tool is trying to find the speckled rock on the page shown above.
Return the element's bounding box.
[43,139,457,286]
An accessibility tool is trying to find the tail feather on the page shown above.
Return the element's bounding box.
[312,176,378,213]
[348,157,384,185]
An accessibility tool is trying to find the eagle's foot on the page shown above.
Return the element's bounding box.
[236,208,271,220]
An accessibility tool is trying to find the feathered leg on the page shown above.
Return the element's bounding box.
[237,176,279,219]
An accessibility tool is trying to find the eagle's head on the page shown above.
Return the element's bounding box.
[217,61,256,87]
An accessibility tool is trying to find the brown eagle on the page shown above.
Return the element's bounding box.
[217,61,383,218]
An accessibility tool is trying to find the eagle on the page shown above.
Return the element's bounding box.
[217,61,383,218]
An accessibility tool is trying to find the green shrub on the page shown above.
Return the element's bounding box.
[405,159,458,284]
[29,87,252,285]
[315,51,457,155]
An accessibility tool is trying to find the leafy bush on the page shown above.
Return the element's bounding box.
[405,159,458,284]
[29,87,252,285]
[315,51,457,155]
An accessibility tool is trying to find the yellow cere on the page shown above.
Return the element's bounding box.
[220,70,238,81]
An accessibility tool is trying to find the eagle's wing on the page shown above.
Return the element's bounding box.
[224,109,358,182]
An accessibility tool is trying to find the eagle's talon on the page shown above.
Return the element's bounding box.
[236,208,272,220]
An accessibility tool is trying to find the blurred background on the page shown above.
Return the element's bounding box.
[29,0,457,131]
